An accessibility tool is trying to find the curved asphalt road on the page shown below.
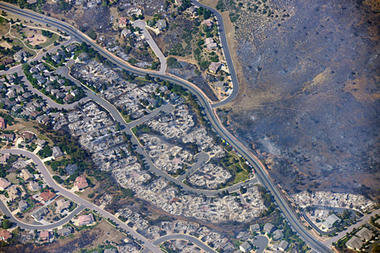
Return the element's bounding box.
[152,234,217,253]
[302,213,329,236]
[0,149,162,253]
[0,200,85,230]
[191,0,239,107]
[0,3,330,252]
[253,235,269,253]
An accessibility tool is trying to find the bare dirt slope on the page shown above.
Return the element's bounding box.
[218,0,380,199]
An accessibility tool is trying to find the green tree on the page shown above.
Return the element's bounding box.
[216,0,225,11]
[53,175,64,184]
[121,188,135,198]
[41,30,53,38]
[1,219,11,229]
[199,60,210,70]
[87,30,97,40]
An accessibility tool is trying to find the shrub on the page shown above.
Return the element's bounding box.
[167,57,181,68]
[87,30,97,40]
[216,0,225,11]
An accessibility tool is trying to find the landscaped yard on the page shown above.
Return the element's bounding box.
[215,147,251,187]
[11,25,59,49]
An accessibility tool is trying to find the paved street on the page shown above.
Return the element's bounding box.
[177,151,209,182]
[60,63,258,197]
[0,38,73,76]
[152,234,217,253]
[253,235,269,253]
[22,71,89,110]
[0,40,88,111]
[301,205,367,237]
[126,103,174,129]
[127,127,258,197]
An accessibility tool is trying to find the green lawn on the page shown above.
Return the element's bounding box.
[219,149,251,187]
[37,33,59,48]
[231,169,250,185]
[10,37,36,56]
[121,113,132,123]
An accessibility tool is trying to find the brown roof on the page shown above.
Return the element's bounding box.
[39,190,56,202]
[22,131,35,140]
[1,133,14,141]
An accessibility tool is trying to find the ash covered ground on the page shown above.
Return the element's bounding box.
[221,0,380,199]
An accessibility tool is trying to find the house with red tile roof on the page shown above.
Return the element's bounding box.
[74,175,88,190]
[118,17,128,27]
[0,229,11,241]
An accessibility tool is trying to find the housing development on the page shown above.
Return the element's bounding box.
[0,0,378,253]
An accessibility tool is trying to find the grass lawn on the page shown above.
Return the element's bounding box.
[221,148,251,186]
[6,172,18,184]
[10,37,37,55]
[0,17,10,35]
[231,169,250,185]
[135,76,152,85]
[37,33,59,48]
[122,113,132,123]
[11,25,59,50]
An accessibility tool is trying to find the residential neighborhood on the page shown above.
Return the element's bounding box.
[292,191,376,213]
[0,3,378,253]
[23,60,86,104]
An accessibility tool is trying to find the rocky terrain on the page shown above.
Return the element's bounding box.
[218,0,380,199]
